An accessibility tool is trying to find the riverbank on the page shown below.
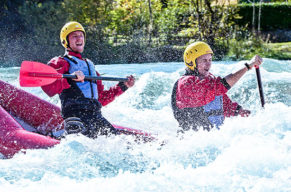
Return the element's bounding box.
[108,41,291,65]
[225,40,291,61]
[0,41,290,68]
[263,42,291,60]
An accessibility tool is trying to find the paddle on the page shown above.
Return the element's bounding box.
[255,66,265,108]
[19,61,128,87]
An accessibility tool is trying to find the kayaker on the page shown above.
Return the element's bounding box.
[171,41,263,132]
[41,21,135,138]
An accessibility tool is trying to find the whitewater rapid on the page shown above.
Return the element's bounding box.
[0,59,290,191]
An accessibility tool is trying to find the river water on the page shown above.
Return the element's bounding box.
[0,58,290,191]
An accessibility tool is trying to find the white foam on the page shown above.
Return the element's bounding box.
[1,59,290,191]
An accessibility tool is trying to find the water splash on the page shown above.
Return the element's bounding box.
[0,59,290,191]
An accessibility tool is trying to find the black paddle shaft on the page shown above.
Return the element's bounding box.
[62,74,128,82]
[255,67,265,108]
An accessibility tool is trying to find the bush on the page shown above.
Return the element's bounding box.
[225,36,291,60]
[236,3,291,30]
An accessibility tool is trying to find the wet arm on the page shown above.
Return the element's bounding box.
[96,71,127,106]
[225,55,263,87]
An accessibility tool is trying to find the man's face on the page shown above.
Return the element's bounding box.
[196,53,212,77]
[67,31,85,53]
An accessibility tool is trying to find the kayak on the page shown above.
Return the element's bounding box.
[0,80,154,158]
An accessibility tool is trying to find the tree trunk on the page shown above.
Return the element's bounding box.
[204,0,215,46]
[148,0,153,45]
[248,0,256,34]
[258,0,262,35]
[192,0,203,40]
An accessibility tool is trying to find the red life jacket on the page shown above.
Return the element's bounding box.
[171,70,237,132]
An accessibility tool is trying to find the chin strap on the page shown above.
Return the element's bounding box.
[185,68,199,76]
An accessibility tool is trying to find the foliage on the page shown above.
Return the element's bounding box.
[236,3,291,30]
[154,0,188,44]
[263,42,291,59]
[225,36,291,60]
[226,36,264,60]
[0,0,290,67]
[18,1,67,61]
[239,0,291,4]
[108,0,150,35]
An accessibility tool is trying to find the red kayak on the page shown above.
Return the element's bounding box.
[0,80,154,158]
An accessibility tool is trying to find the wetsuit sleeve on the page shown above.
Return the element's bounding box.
[96,71,125,106]
[41,57,71,97]
[223,94,241,117]
[176,75,229,108]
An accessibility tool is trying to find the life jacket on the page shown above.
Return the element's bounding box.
[60,55,102,117]
[171,78,224,132]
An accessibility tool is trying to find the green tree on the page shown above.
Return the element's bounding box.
[108,0,154,44]
[19,1,67,62]
[155,0,188,45]
[61,0,117,63]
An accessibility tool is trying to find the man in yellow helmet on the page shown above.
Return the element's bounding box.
[171,41,263,132]
[41,21,135,138]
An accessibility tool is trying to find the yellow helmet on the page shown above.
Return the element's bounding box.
[60,21,86,48]
[184,42,213,71]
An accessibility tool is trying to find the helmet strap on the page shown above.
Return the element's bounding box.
[185,67,199,76]
[66,40,80,54]
[194,62,199,75]
[66,36,71,50]
[193,68,199,76]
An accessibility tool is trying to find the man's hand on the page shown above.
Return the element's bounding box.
[249,55,263,69]
[124,75,135,88]
[239,109,251,117]
[72,71,85,82]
